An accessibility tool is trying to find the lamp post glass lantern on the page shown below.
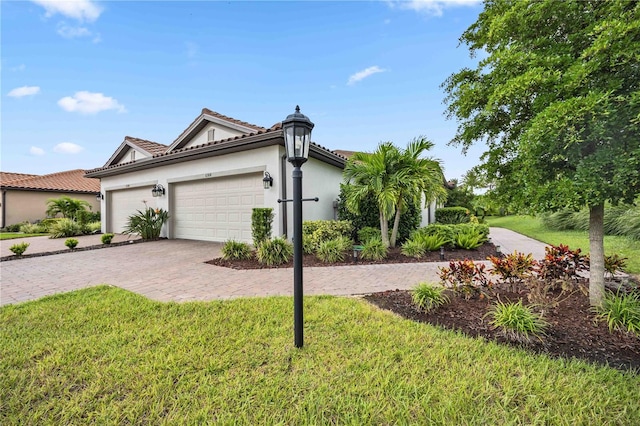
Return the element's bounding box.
[263,172,273,189]
[282,105,314,348]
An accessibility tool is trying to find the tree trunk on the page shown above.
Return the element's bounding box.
[380,211,390,248]
[390,199,403,248]
[589,203,605,307]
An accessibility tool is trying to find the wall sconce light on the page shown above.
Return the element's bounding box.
[151,184,165,197]
[96,192,104,201]
[440,246,445,261]
[263,172,273,189]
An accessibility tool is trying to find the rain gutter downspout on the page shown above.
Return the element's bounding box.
[281,154,288,238]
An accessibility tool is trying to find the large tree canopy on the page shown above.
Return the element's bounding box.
[442,0,640,305]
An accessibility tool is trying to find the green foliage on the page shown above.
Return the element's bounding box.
[19,222,47,234]
[541,210,580,231]
[411,283,450,312]
[444,185,475,210]
[123,207,169,240]
[342,137,446,247]
[251,208,274,247]
[535,244,589,289]
[64,238,79,249]
[49,218,84,238]
[595,291,640,336]
[302,220,352,253]
[337,184,421,246]
[400,239,425,258]
[101,233,114,244]
[316,237,352,263]
[75,210,100,225]
[488,300,548,343]
[357,226,381,244]
[3,222,26,232]
[46,196,91,220]
[39,218,61,232]
[83,221,102,234]
[438,260,491,299]
[9,242,29,256]
[256,238,293,266]
[221,240,252,261]
[360,238,387,261]
[453,230,484,250]
[411,224,456,245]
[436,207,470,224]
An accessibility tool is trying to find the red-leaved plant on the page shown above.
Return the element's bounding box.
[438,259,492,299]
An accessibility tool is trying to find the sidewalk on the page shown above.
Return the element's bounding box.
[489,227,548,260]
[0,233,140,258]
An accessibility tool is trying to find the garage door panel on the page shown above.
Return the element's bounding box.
[173,173,263,243]
[109,187,156,233]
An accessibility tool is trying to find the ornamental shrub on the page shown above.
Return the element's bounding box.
[123,207,169,240]
[256,238,293,266]
[49,218,84,238]
[487,300,548,343]
[101,233,114,244]
[19,222,47,234]
[65,238,79,249]
[302,220,352,253]
[251,208,274,247]
[412,283,450,312]
[595,290,640,336]
[435,207,470,224]
[222,240,252,261]
[401,239,425,258]
[357,227,381,244]
[438,259,492,299]
[360,237,387,261]
[9,242,29,256]
[316,236,352,263]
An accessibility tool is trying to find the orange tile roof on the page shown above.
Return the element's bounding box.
[0,172,38,184]
[124,136,168,155]
[0,169,100,193]
[333,150,357,159]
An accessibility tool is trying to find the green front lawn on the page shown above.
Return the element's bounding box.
[0,233,47,240]
[487,215,640,276]
[2,286,638,424]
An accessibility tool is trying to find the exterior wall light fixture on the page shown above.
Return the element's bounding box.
[151,184,165,197]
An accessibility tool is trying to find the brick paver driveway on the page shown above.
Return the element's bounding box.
[0,239,446,306]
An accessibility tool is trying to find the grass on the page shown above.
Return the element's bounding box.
[2,286,639,424]
[0,233,47,240]
[487,215,640,276]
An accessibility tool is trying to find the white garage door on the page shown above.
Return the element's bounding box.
[173,173,264,242]
[109,186,157,233]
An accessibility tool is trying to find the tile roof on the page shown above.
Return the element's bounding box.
[0,169,100,193]
[333,150,357,159]
[0,172,38,184]
[201,108,265,131]
[124,136,168,155]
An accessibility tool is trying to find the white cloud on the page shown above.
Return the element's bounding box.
[388,0,481,17]
[53,142,84,154]
[56,22,91,38]
[348,66,386,85]
[30,146,45,156]
[31,0,103,22]
[58,91,126,114]
[8,86,41,98]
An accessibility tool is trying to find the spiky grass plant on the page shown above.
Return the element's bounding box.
[487,299,548,343]
[411,283,450,312]
[360,237,387,261]
[401,239,425,258]
[595,291,640,336]
[221,240,253,261]
[256,237,293,266]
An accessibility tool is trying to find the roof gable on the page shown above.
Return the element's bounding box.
[166,108,266,152]
[103,136,169,168]
[0,169,100,192]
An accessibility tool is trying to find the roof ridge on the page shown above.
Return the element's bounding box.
[201,108,266,131]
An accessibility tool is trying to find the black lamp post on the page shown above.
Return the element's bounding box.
[282,105,314,348]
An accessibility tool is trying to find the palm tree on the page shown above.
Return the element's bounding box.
[343,137,447,248]
[46,196,91,220]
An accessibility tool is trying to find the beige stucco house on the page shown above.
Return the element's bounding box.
[0,170,101,228]
[85,108,348,242]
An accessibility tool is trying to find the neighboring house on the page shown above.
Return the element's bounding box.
[332,150,440,227]
[85,108,348,243]
[0,170,101,228]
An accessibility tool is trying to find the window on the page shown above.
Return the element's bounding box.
[207,128,215,141]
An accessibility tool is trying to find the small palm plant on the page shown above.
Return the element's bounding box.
[123,206,170,240]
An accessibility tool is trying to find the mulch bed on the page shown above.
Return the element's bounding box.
[207,242,500,269]
[364,288,640,373]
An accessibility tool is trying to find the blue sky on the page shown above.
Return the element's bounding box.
[2,0,485,180]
